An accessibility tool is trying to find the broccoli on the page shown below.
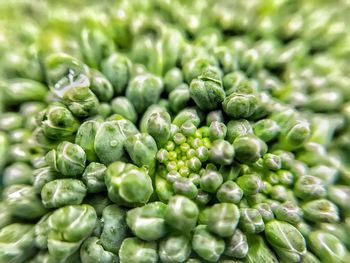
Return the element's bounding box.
[0,0,350,263]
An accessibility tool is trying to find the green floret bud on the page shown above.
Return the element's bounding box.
[82,162,107,193]
[3,79,47,105]
[169,84,191,113]
[209,121,227,141]
[32,166,57,194]
[89,69,114,102]
[253,203,275,222]
[226,120,252,143]
[294,175,326,200]
[309,231,349,263]
[147,111,171,147]
[100,205,127,254]
[200,169,223,193]
[263,153,282,171]
[126,73,163,113]
[47,204,97,262]
[216,181,243,204]
[302,199,339,223]
[0,112,23,132]
[75,120,100,162]
[101,52,131,95]
[279,120,311,150]
[3,184,47,220]
[165,195,199,232]
[159,233,192,263]
[2,162,32,186]
[244,235,278,263]
[41,103,79,140]
[164,68,184,93]
[105,161,153,206]
[111,96,138,123]
[239,208,265,234]
[190,68,225,110]
[126,202,167,241]
[327,185,350,212]
[94,119,138,165]
[236,173,264,196]
[0,223,36,262]
[233,134,267,163]
[208,203,240,237]
[253,119,280,142]
[172,177,198,199]
[41,179,87,208]
[223,92,258,119]
[224,229,249,259]
[155,175,174,203]
[119,238,158,263]
[172,108,201,128]
[195,190,212,207]
[269,185,289,202]
[209,139,235,165]
[192,225,225,262]
[274,201,302,225]
[196,146,209,162]
[46,141,86,177]
[125,133,158,172]
[265,220,307,263]
[206,110,224,125]
[181,121,197,137]
[62,84,99,118]
[80,237,118,263]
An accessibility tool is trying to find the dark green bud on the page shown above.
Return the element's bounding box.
[224,229,248,259]
[41,179,87,208]
[46,141,86,177]
[208,203,240,237]
[302,199,339,223]
[159,233,191,263]
[209,139,235,165]
[125,133,157,172]
[233,134,267,163]
[111,96,138,123]
[94,120,138,165]
[165,195,199,232]
[209,121,227,141]
[309,231,349,263]
[100,205,127,254]
[169,84,191,113]
[253,119,280,142]
[294,175,326,200]
[253,203,275,222]
[173,177,198,199]
[126,74,163,113]
[192,225,225,262]
[216,181,243,204]
[105,162,153,206]
[89,69,114,102]
[119,238,158,263]
[239,208,265,234]
[82,162,107,193]
[263,153,282,171]
[274,201,302,225]
[101,53,131,94]
[126,202,167,241]
[265,220,307,263]
[223,93,258,119]
[237,173,264,196]
[41,103,79,140]
[75,120,100,162]
[80,237,118,263]
[147,111,171,147]
[190,68,225,110]
[200,169,223,193]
